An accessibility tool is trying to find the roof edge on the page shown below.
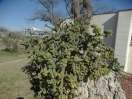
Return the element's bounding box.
[93,8,132,16]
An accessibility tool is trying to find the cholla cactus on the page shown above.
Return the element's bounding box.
[22,18,124,99]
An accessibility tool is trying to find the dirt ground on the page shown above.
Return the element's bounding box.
[120,73,132,99]
[0,58,35,99]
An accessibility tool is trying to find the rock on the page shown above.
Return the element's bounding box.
[75,72,126,99]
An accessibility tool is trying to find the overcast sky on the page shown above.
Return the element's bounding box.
[0,0,132,31]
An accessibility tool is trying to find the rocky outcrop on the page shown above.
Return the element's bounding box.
[75,72,126,99]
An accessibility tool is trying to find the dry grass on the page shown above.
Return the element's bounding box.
[0,58,35,99]
[0,50,24,63]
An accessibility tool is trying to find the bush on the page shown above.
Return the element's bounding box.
[1,32,23,53]
[4,39,18,53]
[2,37,18,53]
[22,18,124,99]
[8,32,23,39]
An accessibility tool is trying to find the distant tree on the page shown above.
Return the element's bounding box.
[8,32,23,39]
[0,26,8,32]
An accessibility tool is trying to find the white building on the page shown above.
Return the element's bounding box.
[90,9,132,74]
[24,27,48,38]
[30,27,41,31]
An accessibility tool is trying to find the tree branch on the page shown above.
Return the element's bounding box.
[63,0,72,18]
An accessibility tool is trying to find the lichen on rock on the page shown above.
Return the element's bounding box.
[75,72,126,99]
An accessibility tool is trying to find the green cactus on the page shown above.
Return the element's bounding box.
[22,18,124,99]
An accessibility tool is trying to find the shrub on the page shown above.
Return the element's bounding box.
[22,18,124,99]
[8,32,23,39]
[4,39,18,53]
[1,32,23,53]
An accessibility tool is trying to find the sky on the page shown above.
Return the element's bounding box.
[0,0,132,32]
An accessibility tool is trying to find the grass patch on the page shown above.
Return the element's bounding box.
[0,58,35,99]
[0,50,24,63]
[0,74,26,84]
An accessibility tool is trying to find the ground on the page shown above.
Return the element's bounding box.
[120,73,132,99]
[0,57,131,99]
[0,58,35,99]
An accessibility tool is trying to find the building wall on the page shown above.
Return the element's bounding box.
[65,10,132,73]
[126,47,132,73]
[114,10,132,69]
[90,13,118,48]
[90,10,132,73]
[124,11,132,73]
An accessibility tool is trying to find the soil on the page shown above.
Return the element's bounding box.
[120,73,132,99]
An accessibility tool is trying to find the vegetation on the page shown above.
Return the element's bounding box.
[8,32,23,39]
[0,26,8,32]
[1,31,24,53]
[22,1,122,99]
[0,50,23,63]
[22,17,124,99]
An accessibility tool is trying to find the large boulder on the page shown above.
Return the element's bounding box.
[75,72,126,99]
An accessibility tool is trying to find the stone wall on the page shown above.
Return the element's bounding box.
[75,72,126,99]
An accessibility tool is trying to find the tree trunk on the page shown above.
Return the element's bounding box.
[83,0,93,17]
[71,0,81,19]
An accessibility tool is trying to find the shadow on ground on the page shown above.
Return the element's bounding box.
[16,97,24,99]
[22,63,40,98]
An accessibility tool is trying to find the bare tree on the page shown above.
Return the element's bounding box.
[91,0,116,14]
[62,0,93,25]
[62,0,93,19]
[28,0,64,23]
[81,0,93,16]
[28,0,93,23]
[28,0,116,23]
[71,0,81,18]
